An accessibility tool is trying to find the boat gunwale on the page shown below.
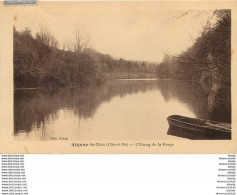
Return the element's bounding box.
[168,115,231,132]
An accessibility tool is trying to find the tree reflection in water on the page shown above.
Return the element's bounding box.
[14,79,231,139]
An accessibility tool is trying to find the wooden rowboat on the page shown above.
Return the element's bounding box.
[167,115,231,140]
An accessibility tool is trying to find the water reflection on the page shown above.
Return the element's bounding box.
[14,79,231,140]
[156,80,209,120]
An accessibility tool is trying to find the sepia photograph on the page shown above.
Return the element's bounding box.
[13,6,231,142]
[0,4,236,195]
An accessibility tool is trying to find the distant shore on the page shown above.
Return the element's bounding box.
[104,72,157,80]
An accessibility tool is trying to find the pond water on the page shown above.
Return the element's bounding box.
[14,79,231,141]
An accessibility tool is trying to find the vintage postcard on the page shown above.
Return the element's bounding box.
[0,2,236,153]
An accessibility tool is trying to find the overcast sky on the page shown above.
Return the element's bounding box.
[14,4,213,62]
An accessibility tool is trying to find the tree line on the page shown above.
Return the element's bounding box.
[14,26,156,88]
[156,10,231,87]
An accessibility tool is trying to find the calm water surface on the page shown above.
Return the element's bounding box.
[14,79,231,140]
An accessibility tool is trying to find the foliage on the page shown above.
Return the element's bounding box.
[156,10,231,86]
[14,27,156,88]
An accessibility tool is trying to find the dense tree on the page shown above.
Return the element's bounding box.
[14,27,156,88]
[156,10,231,86]
[14,27,97,88]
